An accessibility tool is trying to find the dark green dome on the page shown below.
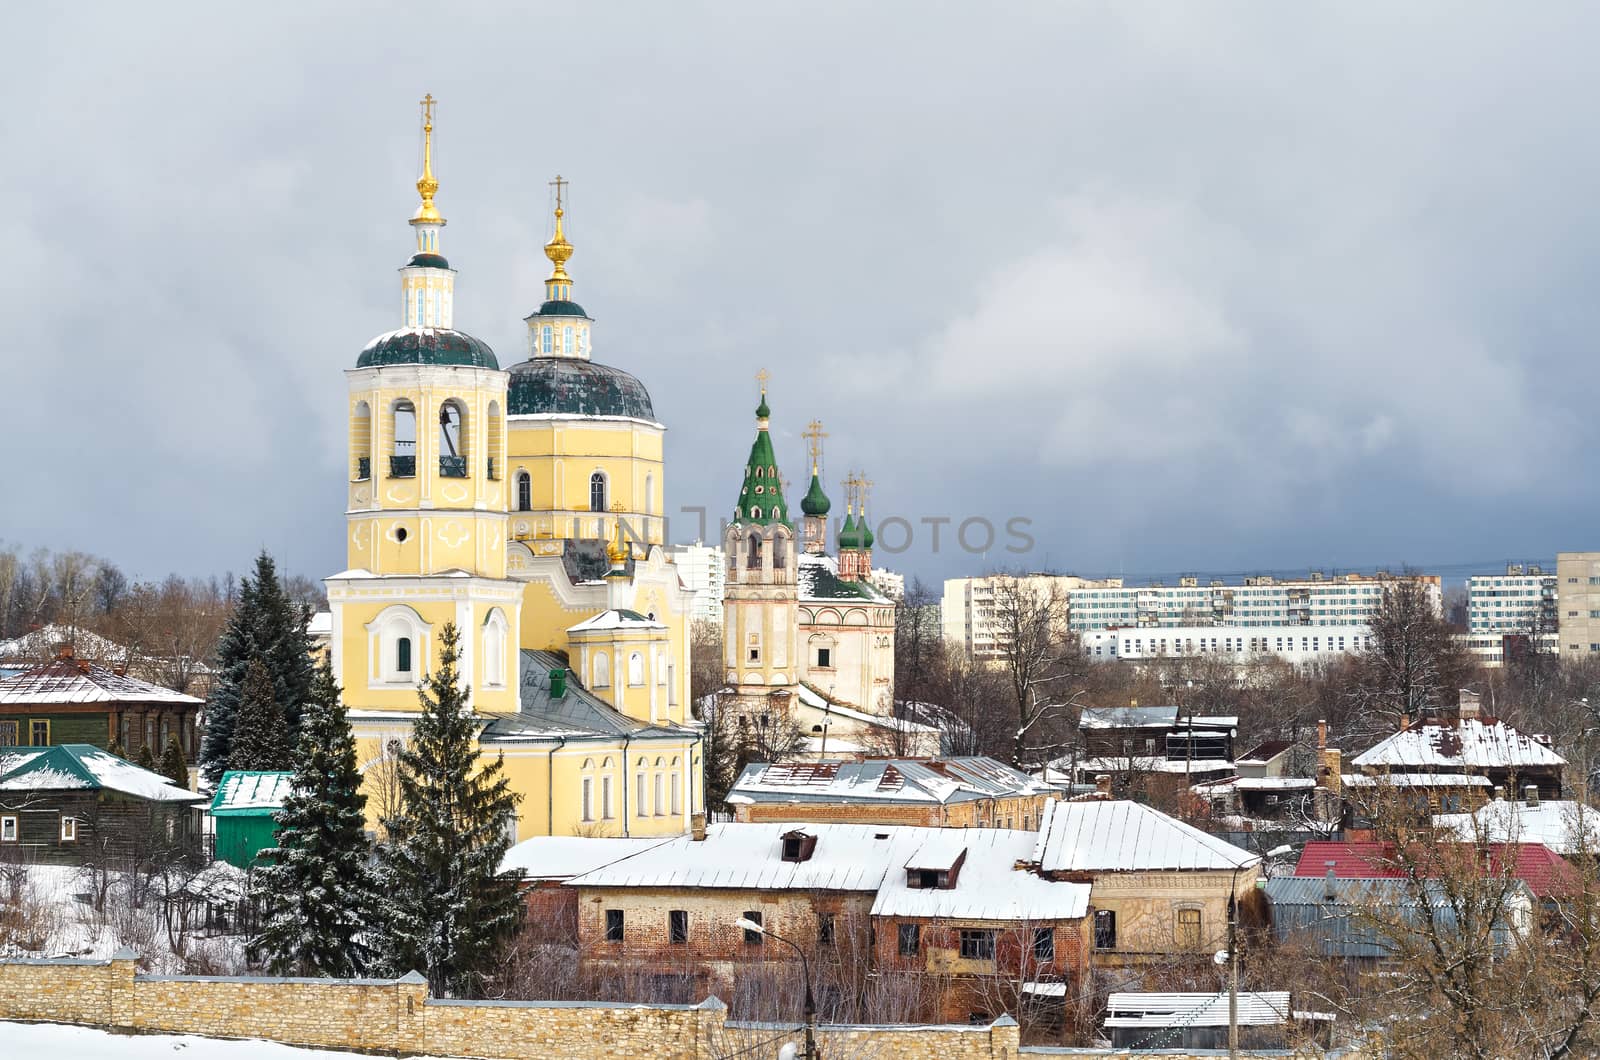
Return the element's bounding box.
[507,358,656,419]
[526,299,591,319]
[405,252,451,269]
[357,328,499,369]
[859,515,874,549]
[801,473,831,517]
[838,512,861,549]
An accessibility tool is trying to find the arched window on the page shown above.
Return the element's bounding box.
[592,652,610,688]
[654,773,665,816]
[516,471,532,511]
[747,533,762,569]
[486,400,502,480]
[396,637,412,674]
[368,605,429,685]
[589,472,607,512]
[483,609,509,689]
[542,325,553,354]
[352,401,372,481]
[773,535,787,569]
[391,400,416,478]
[563,325,573,353]
[628,652,644,687]
[438,400,467,478]
[644,474,654,515]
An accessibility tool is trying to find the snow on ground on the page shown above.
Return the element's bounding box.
[1,1022,458,1060]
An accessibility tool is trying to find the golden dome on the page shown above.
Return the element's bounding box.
[411,94,445,226]
[545,206,573,281]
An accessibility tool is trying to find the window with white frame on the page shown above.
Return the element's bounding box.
[483,609,510,689]
[368,606,430,685]
[0,816,15,842]
[592,652,610,688]
[628,652,644,687]
[60,817,77,842]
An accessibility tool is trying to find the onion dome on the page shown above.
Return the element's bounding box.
[357,327,498,369]
[838,508,862,549]
[800,469,831,517]
[507,358,655,418]
[859,513,875,549]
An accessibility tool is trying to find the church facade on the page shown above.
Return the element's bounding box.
[324,98,701,841]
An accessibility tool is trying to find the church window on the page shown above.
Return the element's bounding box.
[396,637,413,674]
[542,326,553,353]
[670,773,682,814]
[628,652,644,686]
[486,400,502,479]
[768,465,776,477]
[754,467,764,478]
[750,506,763,520]
[654,773,665,816]
[590,472,607,513]
[602,776,614,819]
[438,401,467,478]
[747,534,762,569]
[391,401,417,478]
[593,652,610,688]
[577,327,587,356]
[644,474,653,514]
[747,633,761,664]
[582,777,594,822]
[773,535,787,570]
[636,772,647,815]
[563,325,573,352]
[483,609,509,689]
[817,647,831,668]
[516,471,532,511]
[352,401,372,481]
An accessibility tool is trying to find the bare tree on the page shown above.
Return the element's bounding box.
[986,575,1089,768]
[1346,576,1473,742]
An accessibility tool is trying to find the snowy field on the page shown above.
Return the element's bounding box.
[0,1022,457,1059]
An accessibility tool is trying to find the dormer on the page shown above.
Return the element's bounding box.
[904,847,967,889]
[780,828,817,863]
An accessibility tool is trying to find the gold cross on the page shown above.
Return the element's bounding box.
[755,367,770,393]
[802,419,828,470]
[550,174,568,213]
[420,94,435,130]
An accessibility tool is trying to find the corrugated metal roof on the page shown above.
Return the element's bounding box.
[1352,718,1565,770]
[1435,799,1600,856]
[872,830,1089,922]
[500,836,675,879]
[1032,799,1256,872]
[1294,840,1577,898]
[1263,876,1529,958]
[0,745,202,803]
[1103,992,1291,1028]
[209,771,294,815]
[730,755,1055,805]
[0,656,201,706]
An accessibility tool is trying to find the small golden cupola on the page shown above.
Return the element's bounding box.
[521,176,596,360]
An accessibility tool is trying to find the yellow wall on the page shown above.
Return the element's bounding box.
[506,418,665,547]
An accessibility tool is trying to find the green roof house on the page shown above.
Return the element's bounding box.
[208,770,293,868]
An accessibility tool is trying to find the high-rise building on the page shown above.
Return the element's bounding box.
[1463,564,1556,665]
[665,543,726,625]
[1557,552,1600,660]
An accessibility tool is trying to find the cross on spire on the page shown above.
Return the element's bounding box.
[755,367,770,393]
[802,419,828,473]
[550,174,568,214]
[420,93,436,129]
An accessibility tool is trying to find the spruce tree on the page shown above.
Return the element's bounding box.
[251,661,378,977]
[160,734,189,789]
[135,743,157,772]
[374,624,522,996]
[200,552,315,784]
[107,736,127,760]
[228,659,292,772]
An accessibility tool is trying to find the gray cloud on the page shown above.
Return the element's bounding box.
[5,3,1598,586]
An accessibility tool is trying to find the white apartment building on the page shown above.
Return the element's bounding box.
[870,568,906,600]
[1463,564,1557,665]
[1067,572,1440,633]
[664,542,726,625]
[941,573,1109,660]
[1079,625,1375,667]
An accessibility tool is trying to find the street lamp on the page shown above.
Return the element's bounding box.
[1225,844,1292,1059]
[733,917,816,1060]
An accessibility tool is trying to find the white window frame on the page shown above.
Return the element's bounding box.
[60,816,77,842]
[367,605,431,687]
[0,816,15,842]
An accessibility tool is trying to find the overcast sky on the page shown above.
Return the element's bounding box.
[7,3,1600,587]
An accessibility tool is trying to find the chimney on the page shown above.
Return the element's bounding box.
[549,668,567,699]
[1492,786,1503,802]
[55,645,73,660]
[1458,689,1481,721]
[1317,718,1327,751]
[1525,785,1540,809]
[1324,863,1338,901]
[1399,714,1410,732]
[690,812,707,841]
[1095,774,1112,799]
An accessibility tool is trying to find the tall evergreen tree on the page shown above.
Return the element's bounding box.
[228,659,292,772]
[374,624,521,996]
[251,661,378,977]
[135,743,157,772]
[200,552,315,784]
[159,734,189,789]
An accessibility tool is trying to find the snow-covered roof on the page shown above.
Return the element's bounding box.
[1193,777,1316,793]
[797,553,893,604]
[1079,706,1236,731]
[567,608,666,633]
[568,822,928,891]
[500,835,675,879]
[871,829,1089,922]
[730,756,1057,806]
[0,625,129,663]
[1073,755,1235,775]
[307,611,333,638]
[1434,799,1600,856]
[1352,717,1565,771]
[1031,799,1256,872]
[795,684,939,733]
[208,771,294,815]
[1342,772,1492,788]
[1104,992,1291,1029]
[0,745,203,802]
[0,655,201,706]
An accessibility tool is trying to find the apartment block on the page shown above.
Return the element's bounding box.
[1557,552,1600,660]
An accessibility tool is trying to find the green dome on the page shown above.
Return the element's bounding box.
[526,299,591,319]
[405,252,451,269]
[756,394,771,419]
[507,358,656,419]
[356,327,499,369]
[800,473,831,517]
[859,515,874,549]
[838,512,861,549]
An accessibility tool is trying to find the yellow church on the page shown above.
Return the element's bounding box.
[324,97,701,841]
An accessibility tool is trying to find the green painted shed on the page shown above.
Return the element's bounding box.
[208,770,292,868]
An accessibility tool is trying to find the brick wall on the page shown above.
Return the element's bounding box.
[0,953,1043,1060]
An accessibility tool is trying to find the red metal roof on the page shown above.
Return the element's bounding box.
[1294,840,1578,897]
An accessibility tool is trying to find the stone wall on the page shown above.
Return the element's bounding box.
[0,952,1034,1060]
